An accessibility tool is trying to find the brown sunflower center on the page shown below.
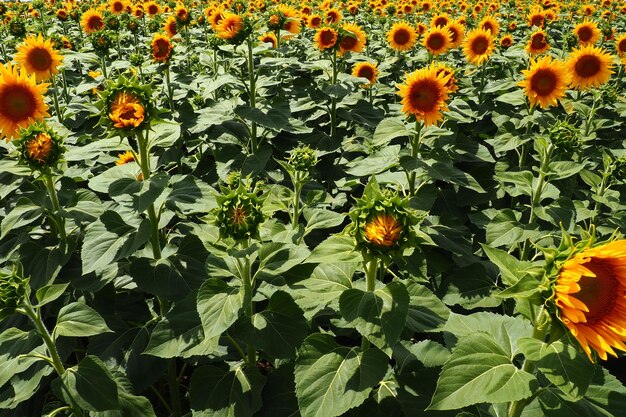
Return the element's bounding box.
[340,35,358,50]
[482,22,495,33]
[409,81,439,112]
[393,28,410,45]
[618,39,626,54]
[88,15,104,31]
[148,5,158,14]
[575,54,601,78]
[531,33,546,49]
[357,66,375,80]
[1,86,37,121]
[434,17,448,27]
[448,27,459,42]
[575,259,619,323]
[471,36,489,54]
[113,1,123,12]
[531,15,543,26]
[326,11,338,23]
[310,16,321,26]
[154,39,169,57]
[530,69,557,95]
[231,206,248,226]
[320,30,336,46]
[28,47,53,72]
[577,26,593,42]
[427,33,445,50]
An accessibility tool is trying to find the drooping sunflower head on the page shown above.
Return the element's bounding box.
[519,55,571,109]
[99,75,153,136]
[552,239,626,361]
[314,26,339,51]
[14,34,63,82]
[0,62,49,142]
[463,28,494,65]
[164,15,178,37]
[526,29,550,55]
[566,45,614,90]
[81,8,104,34]
[349,177,424,261]
[574,19,601,46]
[151,33,173,63]
[16,122,64,171]
[352,61,378,87]
[214,184,265,241]
[397,65,451,126]
[423,26,452,55]
[386,21,418,51]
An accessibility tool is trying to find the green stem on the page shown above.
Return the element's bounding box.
[238,240,256,366]
[292,172,304,230]
[226,334,248,362]
[50,76,64,123]
[100,55,108,79]
[45,174,67,252]
[167,360,183,417]
[583,95,599,137]
[149,385,173,415]
[508,306,548,417]
[365,259,377,292]
[330,48,338,140]
[136,130,162,260]
[165,65,175,110]
[246,38,258,153]
[408,120,422,196]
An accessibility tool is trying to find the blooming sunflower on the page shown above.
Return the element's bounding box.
[0,63,49,141]
[109,0,127,14]
[616,33,626,60]
[397,66,450,126]
[526,29,550,55]
[146,1,161,16]
[445,20,465,48]
[431,12,450,27]
[500,34,513,49]
[554,240,626,361]
[163,15,178,37]
[259,32,278,48]
[574,20,601,46]
[307,14,322,28]
[352,62,378,87]
[479,15,500,36]
[528,9,545,27]
[519,56,571,109]
[339,22,366,55]
[151,33,172,63]
[14,34,63,81]
[314,26,338,50]
[325,8,341,24]
[108,91,145,129]
[423,26,452,55]
[215,12,243,40]
[81,9,104,34]
[566,45,614,90]
[386,21,418,51]
[115,150,135,165]
[463,28,494,65]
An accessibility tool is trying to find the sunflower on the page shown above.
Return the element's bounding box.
[519,56,571,109]
[445,20,465,48]
[364,214,403,247]
[339,22,366,55]
[397,66,450,126]
[115,150,135,165]
[109,0,127,14]
[56,8,68,21]
[463,28,494,65]
[308,14,322,28]
[209,9,224,30]
[526,29,550,55]
[146,1,161,16]
[151,33,172,63]
[528,10,545,27]
[616,33,626,60]
[24,132,53,165]
[352,62,378,87]
[259,32,277,48]
[434,63,458,94]
[566,45,614,90]
[0,63,49,141]
[314,26,338,50]
[81,9,104,34]
[479,15,500,36]
[163,15,178,37]
[431,12,450,27]
[423,26,452,55]
[500,34,513,49]
[554,240,626,361]
[108,91,145,129]
[215,12,243,40]
[325,8,341,24]
[14,34,63,82]
[574,20,601,46]
[386,21,418,51]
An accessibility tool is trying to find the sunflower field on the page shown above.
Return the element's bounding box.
[1,0,626,416]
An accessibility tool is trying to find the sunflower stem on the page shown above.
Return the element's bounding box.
[164,65,175,111]
[167,360,183,417]
[583,93,600,137]
[136,129,162,261]
[508,305,548,417]
[50,76,64,123]
[100,55,108,79]
[330,48,338,140]
[239,239,256,366]
[246,38,258,154]
[44,173,67,253]
[408,120,423,196]
[292,172,304,230]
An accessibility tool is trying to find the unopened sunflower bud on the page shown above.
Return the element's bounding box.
[17,123,64,171]
[0,270,26,322]
[215,185,264,240]
[288,146,317,172]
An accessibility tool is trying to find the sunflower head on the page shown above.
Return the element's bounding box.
[8,17,26,38]
[0,269,28,323]
[214,183,265,241]
[287,145,318,172]
[151,33,173,63]
[348,177,424,262]
[397,65,451,126]
[16,122,64,171]
[14,34,64,82]
[105,13,120,30]
[566,45,614,90]
[548,120,581,156]
[215,12,253,45]
[90,30,115,55]
[99,75,154,137]
[352,61,378,87]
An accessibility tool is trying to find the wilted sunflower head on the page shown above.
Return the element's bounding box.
[214,184,265,241]
[98,75,154,137]
[348,177,424,261]
[16,122,64,171]
[0,269,28,323]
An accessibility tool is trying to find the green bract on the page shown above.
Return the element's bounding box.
[0,270,26,322]
[15,123,65,172]
[288,145,318,172]
[214,184,264,240]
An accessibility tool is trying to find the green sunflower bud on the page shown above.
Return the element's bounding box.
[91,30,115,55]
[16,123,65,172]
[129,53,144,67]
[0,270,27,322]
[8,17,27,38]
[147,18,161,33]
[288,145,318,172]
[215,185,265,240]
[348,177,424,262]
[549,120,581,155]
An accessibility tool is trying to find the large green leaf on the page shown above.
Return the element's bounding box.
[428,332,539,410]
[294,334,388,417]
[254,242,310,281]
[54,302,112,338]
[405,282,450,333]
[190,365,265,417]
[81,211,151,275]
[339,282,409,355]
[305,235,361,264]
[518,338,594,400]
[0,198,44,239]
[196,278,244,339]
[0,328,43,388]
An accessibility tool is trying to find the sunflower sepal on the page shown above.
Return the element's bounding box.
[15,122,65,173]
[213,183,265,242]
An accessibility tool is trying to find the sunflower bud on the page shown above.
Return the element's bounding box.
[99,76,154,137]
[147,19,161,33]
[16,123,64,171]
[549,120,581,156]
[8,17,26,38]
[91,30,114,55]
[348,177,424,261]
[0,270,26,322]
[215,185,264,240]
[129,53,144,68]
[288,146,318,172]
